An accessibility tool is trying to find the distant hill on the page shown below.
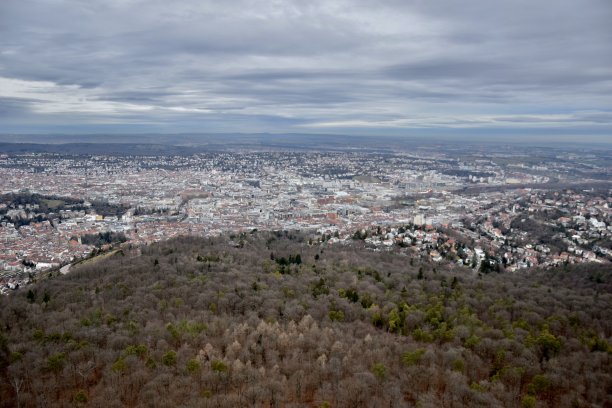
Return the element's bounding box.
[1,232,610,407]
[0,133,395,155]
[0,142,214,156]
[0,134,403,155]
[2,133,610,156]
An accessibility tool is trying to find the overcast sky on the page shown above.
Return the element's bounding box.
[1,0,611,139]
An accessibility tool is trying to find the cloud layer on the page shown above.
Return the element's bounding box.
[1,0,611,138]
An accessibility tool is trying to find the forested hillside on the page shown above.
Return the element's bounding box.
[1,232,610,407]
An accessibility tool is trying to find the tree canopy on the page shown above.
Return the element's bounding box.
[0,232,610,407]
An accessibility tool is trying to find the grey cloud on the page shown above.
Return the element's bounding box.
[0,0,610,135]
[100,89,182,104]
[384,60,504,81]
[492,112,612,125]
[0,97,41,118]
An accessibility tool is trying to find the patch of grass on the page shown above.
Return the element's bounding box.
[41,199,66,209]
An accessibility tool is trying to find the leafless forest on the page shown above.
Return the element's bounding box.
[1,232,610,407]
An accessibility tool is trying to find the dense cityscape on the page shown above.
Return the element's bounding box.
[1,144,610,294]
